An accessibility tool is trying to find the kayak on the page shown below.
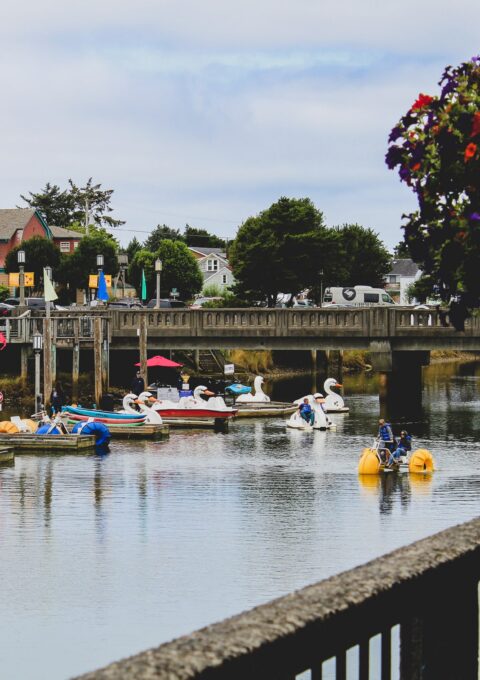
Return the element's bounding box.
[62,406,146,424]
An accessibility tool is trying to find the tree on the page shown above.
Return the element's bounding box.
[229,197,333,306]
[144,224,184,252]
[386,56,480,329]
[19,183,74,226]
[126,236,142,262]
[332,224,391,287]
[5,237,61,290]
[0,284,10,301]
[393,240,410,258]
[128,240,203,301]
[56,231,118,293]
[184,225,226,248]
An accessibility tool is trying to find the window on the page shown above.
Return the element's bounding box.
[364,293,379,303]
[389,275,397,283]
[73,241,79,249]
[222,274,227,284]
[60,241,70,253]
[207,259,218,271]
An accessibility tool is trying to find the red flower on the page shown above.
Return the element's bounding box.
[412,162,421,171]
[411,93,434,111]
[464,143,477,161]
[470,112,480,137]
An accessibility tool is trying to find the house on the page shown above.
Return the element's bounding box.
[0,208,82,286]
[188,246,235,292]
[385,259,421,304]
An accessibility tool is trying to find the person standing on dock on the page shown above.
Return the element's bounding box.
[131,370,145,396]
[50,381,66,415]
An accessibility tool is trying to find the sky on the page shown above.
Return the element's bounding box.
[1,1,479,249]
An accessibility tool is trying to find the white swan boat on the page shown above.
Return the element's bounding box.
[235,376,270,403]
[286,394,336,430]
[294,378,349,414]
[136,386,238,420]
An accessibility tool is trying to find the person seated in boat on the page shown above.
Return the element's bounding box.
[377,419,396,462]
[387,430,412,467]
[299,398,315,425]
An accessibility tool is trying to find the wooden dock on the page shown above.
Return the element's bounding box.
[83,424,170,440]
[235,402,297,418]
[0,434,97,453]
[162,418,229,431]
[0,447,14,463]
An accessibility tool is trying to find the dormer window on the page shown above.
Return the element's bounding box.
[207,259,219,271]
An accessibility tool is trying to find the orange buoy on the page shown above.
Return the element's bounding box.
[409,448,435,473]
[0,421,19,434]
[358,447,382,474]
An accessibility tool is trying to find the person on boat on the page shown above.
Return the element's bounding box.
[377,419,396,461]
[131,370,145,396]
[50,381,66,415]
[299,398,315,425]
[387,430,412,467]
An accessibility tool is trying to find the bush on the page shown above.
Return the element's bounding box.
[0,285,9,301]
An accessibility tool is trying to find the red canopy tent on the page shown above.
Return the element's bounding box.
[134,355,183,368]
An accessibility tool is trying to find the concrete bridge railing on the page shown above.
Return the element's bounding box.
[76,517,480,680]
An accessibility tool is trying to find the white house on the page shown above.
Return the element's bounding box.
[385,259,421,304]
[188,247,235,292]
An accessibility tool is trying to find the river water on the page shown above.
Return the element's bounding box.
[1,361,480,679]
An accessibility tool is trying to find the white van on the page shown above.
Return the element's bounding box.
[323,286,395,306]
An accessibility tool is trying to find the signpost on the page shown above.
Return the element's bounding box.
[170,288,178,300]
[224,363,235,376]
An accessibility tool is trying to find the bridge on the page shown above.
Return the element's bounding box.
[76,517,480,680]
[3,307,478,408]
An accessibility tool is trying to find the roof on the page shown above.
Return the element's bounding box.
[50,225,84,239]
[0,209,37,240]
[188,246,227,258]
[389,258,420,277]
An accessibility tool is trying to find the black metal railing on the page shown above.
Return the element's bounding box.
[76,517,480,679]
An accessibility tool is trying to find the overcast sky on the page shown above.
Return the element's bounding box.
[1,1,479,248]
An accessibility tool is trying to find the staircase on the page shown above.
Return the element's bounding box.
[197,349,225,374]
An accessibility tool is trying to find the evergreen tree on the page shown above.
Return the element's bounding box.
[19,183,74,226]
[144,224,184,251]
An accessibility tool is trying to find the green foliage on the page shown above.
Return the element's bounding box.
[56,231,118,292]
[184,225,226,248]
[19,183,73,226]
[126,236,142,261]
[386,56,480,328]
[393,240,410,258]
[0,284,9,301]
[19,178,124,228]
[128,240,203,301]
[144,225,184,251]
[229,196,334,307]
[202,284,223,297]
[5,237,61,289]
[202,292,249,308]
[329,224,391,287]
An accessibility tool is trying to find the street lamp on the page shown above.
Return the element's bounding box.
[33,330,43,413]
[118,253,128,299]
[96,254,104,303]
[155,258,163,309]
[45,266,53,319]
[17,249,26,306]
[319,268,324,308]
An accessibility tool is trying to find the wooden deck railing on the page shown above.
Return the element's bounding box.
[76,517,480,679]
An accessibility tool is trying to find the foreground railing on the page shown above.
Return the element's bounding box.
[77,518,480,679]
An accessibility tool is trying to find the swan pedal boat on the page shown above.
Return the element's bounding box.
[286,397,336,431]
[358,440,435,474]
[294,378,349,414]
[141,387,237,420]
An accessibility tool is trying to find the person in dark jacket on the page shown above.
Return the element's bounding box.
[377,418,396,462]
[387,430,412,467]
[50,381,66,415]
[131,371,145,395]
[299,398,315,425]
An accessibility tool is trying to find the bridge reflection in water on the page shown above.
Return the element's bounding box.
[76,517,479,680]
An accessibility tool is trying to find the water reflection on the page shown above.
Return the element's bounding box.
[0,362,480,679]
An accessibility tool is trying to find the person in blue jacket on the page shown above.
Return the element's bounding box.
[299,398,315,425]
[377,418,396,462]
[387,430,412,467]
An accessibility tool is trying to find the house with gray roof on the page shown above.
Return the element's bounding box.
[188,246,235,292]
[385,258,421,304]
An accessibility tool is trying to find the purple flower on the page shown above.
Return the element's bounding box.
[385,145,403,169]
[399,166,410,182]
[388,126,402,143]
[469,212,480,221]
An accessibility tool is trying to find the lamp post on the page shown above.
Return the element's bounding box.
[45,266,52,319]
[155,258,162,309]
[96,254,104,303]
[33,330,43,413]
[319,268,324,308]
[118,253,128,299]
[18,249,26,306]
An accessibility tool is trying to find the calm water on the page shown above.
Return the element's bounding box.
[2,362,480,679]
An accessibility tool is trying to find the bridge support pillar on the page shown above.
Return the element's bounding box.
[370,343,430,419]
[43,318,53,413]
[72,344,80,403]
[93,317,103,406]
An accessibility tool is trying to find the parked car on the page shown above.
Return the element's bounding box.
[146,299,186,309]
[3,297,46,309]
[108,299,143,309]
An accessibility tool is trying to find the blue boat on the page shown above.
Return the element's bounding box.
[225,384,252,396]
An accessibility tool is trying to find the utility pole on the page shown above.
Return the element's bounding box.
[85,196,90,236]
